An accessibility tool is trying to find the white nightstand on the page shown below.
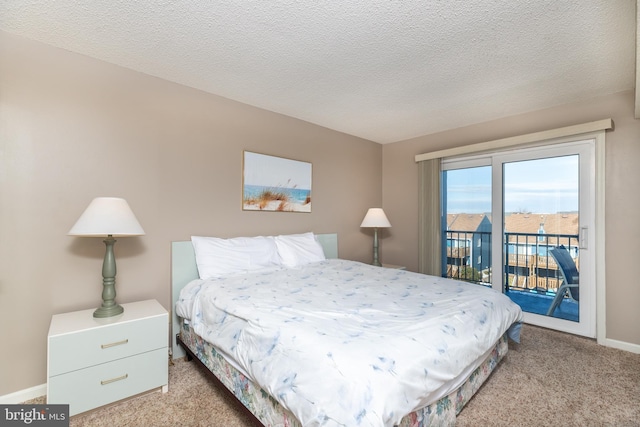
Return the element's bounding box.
[47,299,169,416]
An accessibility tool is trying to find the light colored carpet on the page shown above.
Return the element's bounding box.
[28,324,640,426]
[456,325,640,427]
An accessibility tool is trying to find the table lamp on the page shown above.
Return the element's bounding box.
[69,197,145,318]
[360,208,391,266]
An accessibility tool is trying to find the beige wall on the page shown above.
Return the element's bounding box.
[382,90,640,347]
[3,28,639,398]
[0,32,382,396]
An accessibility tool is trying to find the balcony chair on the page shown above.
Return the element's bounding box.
[546,245,579,316]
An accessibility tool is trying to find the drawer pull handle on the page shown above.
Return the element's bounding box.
[101,374,128,386]
[101,339,129,349]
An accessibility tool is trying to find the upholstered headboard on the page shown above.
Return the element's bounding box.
[170,233,338,359]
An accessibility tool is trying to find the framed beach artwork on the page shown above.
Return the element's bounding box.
[242,151,312,212]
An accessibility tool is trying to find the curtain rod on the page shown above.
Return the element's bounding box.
[415,118,613,162]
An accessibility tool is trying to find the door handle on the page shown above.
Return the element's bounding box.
[579,227,588,250]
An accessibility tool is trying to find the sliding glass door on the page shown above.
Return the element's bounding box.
[443,141,595,337]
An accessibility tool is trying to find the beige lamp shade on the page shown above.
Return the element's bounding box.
[69,197,145,237]
[360,208,391,228]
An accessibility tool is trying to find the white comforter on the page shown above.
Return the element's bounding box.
[176,259,523,427]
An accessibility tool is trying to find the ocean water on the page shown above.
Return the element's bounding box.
[243,185,311,204]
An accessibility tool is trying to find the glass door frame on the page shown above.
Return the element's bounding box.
[442,138,597,338]
[491,141,596,337]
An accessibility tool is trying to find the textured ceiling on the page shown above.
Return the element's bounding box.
[0,1,636,143]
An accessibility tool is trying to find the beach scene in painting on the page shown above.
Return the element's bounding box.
[243,152,312,212]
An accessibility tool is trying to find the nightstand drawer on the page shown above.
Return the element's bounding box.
[48,348,168,416]
[48,314,167,376]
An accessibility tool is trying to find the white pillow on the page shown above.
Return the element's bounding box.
[275,232,326,268]
[191,235,281,279]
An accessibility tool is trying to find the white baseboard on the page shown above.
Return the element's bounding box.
[0,384,46,404]
[602,337,640,354]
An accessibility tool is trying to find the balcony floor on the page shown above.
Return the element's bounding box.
[507,289,579,322]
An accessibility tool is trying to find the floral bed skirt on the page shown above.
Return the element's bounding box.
[178,320,508,426]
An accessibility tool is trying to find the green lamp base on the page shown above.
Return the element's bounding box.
[93,235,125,318]
[372,227,382,267]
[94,303,124,318]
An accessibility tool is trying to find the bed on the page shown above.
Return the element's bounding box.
[171,232,523,426]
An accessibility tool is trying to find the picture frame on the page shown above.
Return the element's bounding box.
[242,151,312,212]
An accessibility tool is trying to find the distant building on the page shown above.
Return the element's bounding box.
[503,212,579,253]
[446,213,492,273]
[446,212,580,289]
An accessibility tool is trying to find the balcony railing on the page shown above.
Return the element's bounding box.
[445,230,579,295]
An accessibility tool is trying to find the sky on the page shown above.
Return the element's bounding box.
[445,155,579,214]
[243,151,312,189]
